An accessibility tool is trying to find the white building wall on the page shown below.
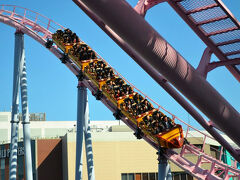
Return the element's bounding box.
[0,112,237,148]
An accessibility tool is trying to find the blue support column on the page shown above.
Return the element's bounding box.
[9,31,23,180]
[166,166,172,180]
[158,149,172,180]
[19,48,33,180]
[75,83,87,180]
[83,94,95,180]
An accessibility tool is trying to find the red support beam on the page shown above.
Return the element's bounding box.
[208,58,240,72]
[196,47,212,78]
[225,50,240,56]
[216,38,240,46]
[214,0,240,28]
[148,0,167,5]
[167,0,240,82]
[206,27,238,37]
[134,0,167,17]
[186,4,218,15]
[145,0,167,11]
[196,15,228,26]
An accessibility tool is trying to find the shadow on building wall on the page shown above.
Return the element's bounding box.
[37,139,63,180]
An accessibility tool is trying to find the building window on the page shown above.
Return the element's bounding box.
[135,173,141,180]
[232,176,239,180]
[121,172,193,180]
[1,159,5,180]
[129,173,134,180]
[122,173,128,180]
[193,144,203,150]
[142,173,148,180]
[149,173,156,180]
[210,145,220,159]
[172,172,193,180]
[121,173,158,180]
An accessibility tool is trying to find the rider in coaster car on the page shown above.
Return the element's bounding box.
[72,44,80,56]
[96,69,104,80]
[168,117,176,128]
[113,87,121,98]
[64,29,73,37]
[87,50,97,60]
[153,121,165,135]
[136,104,144,115]
[106,80,115,92]
[115,78,125,87]
[133,93,143,104]
[152,111,161,121]
[162,116,171,130]
[88,61,97,73]
[63,36,71,43]
[143,115,153,128]
[56,29,63,39]
[124,98,132,111]
[104,67,114,79]
[62,29,73,43]
[71,33,80,44]
[122,84,133,95]
[79,46,89,60]
[96,61,106,69]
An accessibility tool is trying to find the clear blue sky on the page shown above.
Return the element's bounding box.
[0,0,239,130]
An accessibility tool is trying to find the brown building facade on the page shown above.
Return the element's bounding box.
[0,139,62,180]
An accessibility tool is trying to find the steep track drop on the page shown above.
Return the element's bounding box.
[0,5,239,179]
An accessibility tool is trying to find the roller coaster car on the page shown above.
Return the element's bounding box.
[52,33,65,51]
[118,99,154,125]
[52,30,184,149]
[52,33,87,54]
[135,111,184,148]
[136,109,156,122]
[156,125,184,149]
[81,59,99,71]
[101,79,119,107]
[116,94,135,108]
[64,43,73,54]
[84,65,110,91]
